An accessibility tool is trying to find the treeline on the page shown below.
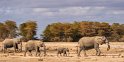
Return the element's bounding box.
[43,21,124,42]
[0,20,37,42]
[0,20,124,42]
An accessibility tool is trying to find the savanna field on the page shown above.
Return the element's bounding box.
[0,0,124,62]
[0,42,124,62]
[0,19,124,62]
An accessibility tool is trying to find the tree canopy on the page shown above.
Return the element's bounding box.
[0,20,17,39]
[0,20,124,42]
[19,21,37,41]
[42,21,124,42]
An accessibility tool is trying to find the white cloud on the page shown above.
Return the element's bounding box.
[0,0,124,9]
[33,8,50,12]
[32,8,54,16]
[105,10,124,15]
[0,7,123,18]
[57,7,90,16]
[111,11,124,15]
[53,7,106,16]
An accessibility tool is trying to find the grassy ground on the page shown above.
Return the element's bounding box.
[0,42,124,62]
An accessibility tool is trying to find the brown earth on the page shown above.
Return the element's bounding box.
[0,42,124,62]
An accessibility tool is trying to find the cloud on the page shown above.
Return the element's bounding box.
[0,0,123,18]
[31,7,92,16]
[56,7,90,16]
[32,8,54,16]
[0,0,123,38]
[32,8,50,12]
[52,7,124,17]
[30,7,107,17]
[0,7,124,17]
[0,0,124,9]
[108,10,124,15]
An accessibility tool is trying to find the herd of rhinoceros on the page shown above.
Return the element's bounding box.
[1,36,110,57]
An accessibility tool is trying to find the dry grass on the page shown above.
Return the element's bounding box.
[0,42,124,62]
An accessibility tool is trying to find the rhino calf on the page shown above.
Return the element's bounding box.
[57,47,69,56]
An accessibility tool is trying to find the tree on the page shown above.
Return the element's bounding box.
[42,21,124,42]
[4,20,17,38]
[110,23,124,41]
[19,21,37,41]
[0,23,8,39]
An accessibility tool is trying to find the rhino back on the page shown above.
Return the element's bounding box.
[78,37,95,47]
[25,40,42,50]
[57,48,65,51]
[26,40,35,47]
[3,39,14,45]
[3,39,14,48]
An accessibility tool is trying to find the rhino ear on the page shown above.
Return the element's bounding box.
[102,36,106,39]
[102,36,107,42]
[16,38,20,42]
[95,37,103,44]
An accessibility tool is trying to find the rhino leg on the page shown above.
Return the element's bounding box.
[24,51,27,57]
[37,51,41,57]
[94,43,101,56]
[37,49,41,57]
[4,48,9,56]
[29,50,32,56]
[60,53,62,56]
[24,48,27,56]
[83,47,87,57]
[13,48,16,55]
[3,48,7,53]
[13,43,18,53]
[78,46,87,57]
[77,47,83,57]
[35,49,38,56]
[97,48,101,56]
[35,47,40,57]
[57,52,59,56]
[57,50,62,56]
[95,48,101,56]
[3,45,7,53]
[57,51,59,56]
[59,52,62,56]
[65,52,67,56]
[63,51,67,56]
[57,51,61,56]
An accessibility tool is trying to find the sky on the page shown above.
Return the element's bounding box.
[0,0,124,38]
